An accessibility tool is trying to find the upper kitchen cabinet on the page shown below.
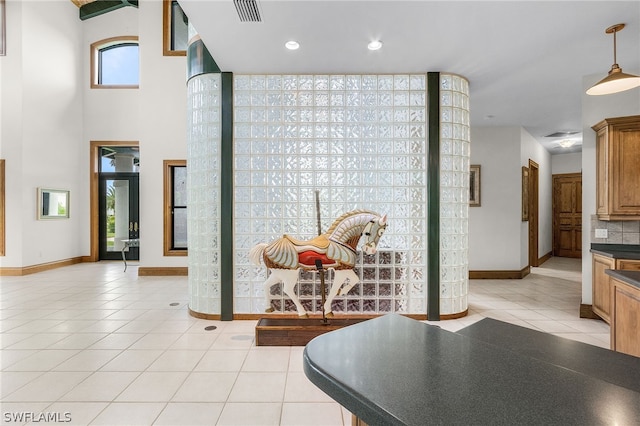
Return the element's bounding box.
[593,115,640,220]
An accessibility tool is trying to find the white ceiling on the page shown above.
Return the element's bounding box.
[178,0,640,155]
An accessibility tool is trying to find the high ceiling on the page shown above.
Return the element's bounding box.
[178,0,640,155]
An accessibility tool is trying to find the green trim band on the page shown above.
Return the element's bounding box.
[426,72,441,321]
[220,72,234,321]
[80,0,138,21]
[186,39,221,82]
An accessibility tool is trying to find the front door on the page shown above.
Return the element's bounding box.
[99,173,139,260]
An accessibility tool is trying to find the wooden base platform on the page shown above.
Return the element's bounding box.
[255,317,370,346]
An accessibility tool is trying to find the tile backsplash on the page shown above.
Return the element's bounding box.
[591,215,640,244]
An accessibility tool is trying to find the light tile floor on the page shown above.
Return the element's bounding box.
[0,256,609,425]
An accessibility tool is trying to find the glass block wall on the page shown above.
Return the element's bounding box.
[233,74,429,315]
[439,74,470,315]
[187,74,222,314]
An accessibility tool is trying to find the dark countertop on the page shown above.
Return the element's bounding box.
[590,243,640,259]
[457,317,640,393]
[303,314,640,426]
[605,269,640,291]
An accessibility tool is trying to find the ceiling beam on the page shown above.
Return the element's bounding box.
[79,0,138,21]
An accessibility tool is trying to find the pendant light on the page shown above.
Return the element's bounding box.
[587,23,640,95]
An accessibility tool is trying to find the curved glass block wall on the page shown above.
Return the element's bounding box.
[233,74,429,315]
[187,74,222,315]
[439,74,470,315]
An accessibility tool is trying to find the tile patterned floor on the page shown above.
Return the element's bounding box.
[0,257,609,425]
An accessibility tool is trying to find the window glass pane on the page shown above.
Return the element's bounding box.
[171,1,189,51]
[173,166,187,206]
[105,179,130,252]
[100,147,140,173]
[173,208,188,248]
[99,44,139,85]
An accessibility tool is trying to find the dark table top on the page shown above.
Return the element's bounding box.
[605,269,640,290]
[303,314,640,426]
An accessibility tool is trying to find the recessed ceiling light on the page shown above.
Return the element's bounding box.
[285,41,300,50]
[558,139,578,148]
[368,40,383,50]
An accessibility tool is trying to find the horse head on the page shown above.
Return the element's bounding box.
[361,214,387,255]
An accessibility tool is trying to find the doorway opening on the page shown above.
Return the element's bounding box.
[90,142,140,262]
[528,159,539,267]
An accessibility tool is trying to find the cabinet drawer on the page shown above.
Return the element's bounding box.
[617,259,640,271]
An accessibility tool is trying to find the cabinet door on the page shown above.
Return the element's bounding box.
[595,128,609,217]
[611,124,640,215]
[592,254,615,323]
[611,278,640,357]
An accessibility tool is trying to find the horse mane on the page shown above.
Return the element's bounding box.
[324,209,379,235]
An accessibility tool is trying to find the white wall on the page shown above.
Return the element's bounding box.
[581,74,640,304]
[81,1,188,268]
[469,126,552,272]
[138,0,188,267]
[1,0,84,267]
[551,152,581,175]
[521,127,552,261]
[469,127,524,270]
[2,0,188,270]
[0,0,24,267]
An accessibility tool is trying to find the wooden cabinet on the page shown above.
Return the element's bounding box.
[609,276,640,358]
[593,115,640,220]
[593,254,615,322]
[592,254,640,323]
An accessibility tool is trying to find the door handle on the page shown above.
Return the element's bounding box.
[129,222,133,232]
[134,222,138,232]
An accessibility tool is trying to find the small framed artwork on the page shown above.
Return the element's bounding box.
[469,165,481,207]
[37,188,70,219]
[522,166,529,221]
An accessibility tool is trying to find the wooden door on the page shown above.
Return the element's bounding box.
[528,160,539,267]
[553,173,582,258]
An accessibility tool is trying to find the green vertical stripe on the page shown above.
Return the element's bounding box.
[427,72,440,321]
[220,72,234,321]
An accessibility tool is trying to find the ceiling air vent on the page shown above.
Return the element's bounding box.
[234,0,262,22]
[545,131,579,138]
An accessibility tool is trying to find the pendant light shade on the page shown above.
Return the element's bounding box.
[587,23,640,96]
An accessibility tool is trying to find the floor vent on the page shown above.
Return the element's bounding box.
[234,0,262,22]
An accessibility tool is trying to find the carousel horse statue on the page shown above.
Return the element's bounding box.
[249,209,387,317]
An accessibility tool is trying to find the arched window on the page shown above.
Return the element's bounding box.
[90,36,139,88]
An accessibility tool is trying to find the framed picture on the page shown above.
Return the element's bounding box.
[522,166,529,221]
[37,188,70,219]
[469,165,481,207]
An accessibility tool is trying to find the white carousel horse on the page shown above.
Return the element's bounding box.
[249,210,388,317]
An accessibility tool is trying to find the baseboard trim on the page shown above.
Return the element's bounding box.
[189,307,221,320]
[469,266,530,279]
[138,267,188,276]
[440,309,468,320]
[0,257,84,276]
[538,251,552,265]
[580,304,602,320]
